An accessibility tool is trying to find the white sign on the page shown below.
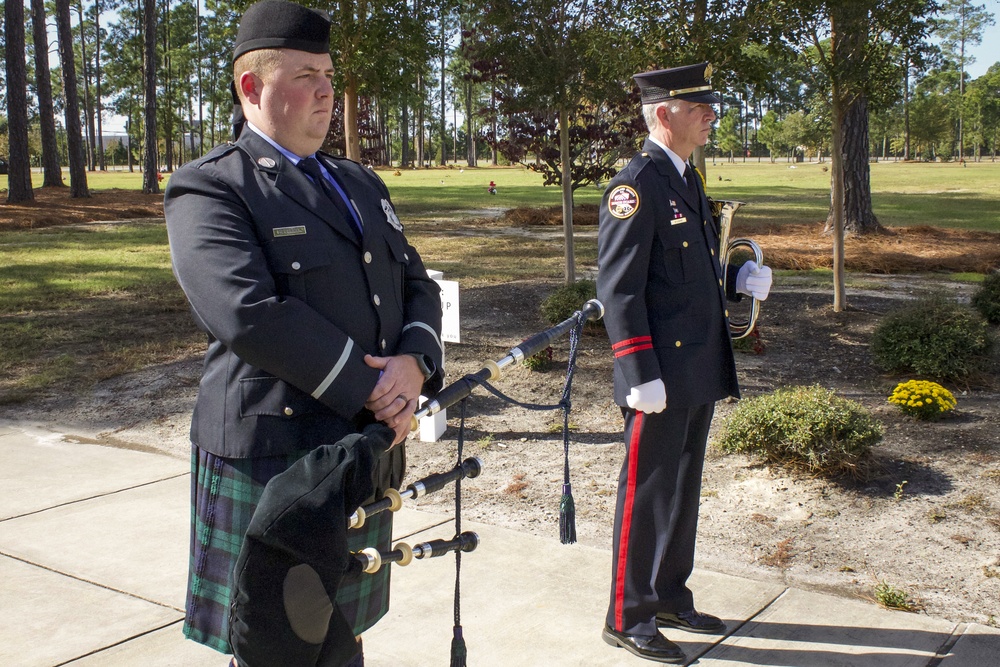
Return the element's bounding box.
[436,279,461,343]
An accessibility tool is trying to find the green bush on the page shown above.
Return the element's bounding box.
[871,295,994,382]
[540,280,602,329]
[971,272,1000,325]
[716,385,882,477]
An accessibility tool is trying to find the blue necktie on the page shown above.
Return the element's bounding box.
[298,157,362,237]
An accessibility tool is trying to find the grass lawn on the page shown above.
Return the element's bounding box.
[1,159,997,403]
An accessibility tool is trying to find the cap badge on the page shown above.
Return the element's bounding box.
[608,185,640,219]
[704,63,713,81]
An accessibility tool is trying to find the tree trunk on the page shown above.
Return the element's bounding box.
[401,99,410,167]
[344,74,361,161]
[826,2,881,236]
[95,2,106,170]
[31,0,65,187]
[5,0,34,202]
[142,0,159,193]
[56,0,91,197]
[559,106,575,285]
[826,93,881,234]
[465,79,476,167]
[77,1,97,171]
[439,13,446,166]
[830,87,847,312]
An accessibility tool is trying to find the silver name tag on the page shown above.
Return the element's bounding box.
[273,226,307,237]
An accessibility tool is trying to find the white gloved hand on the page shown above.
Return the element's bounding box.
[736,260,773,301]
[626,379,667,414]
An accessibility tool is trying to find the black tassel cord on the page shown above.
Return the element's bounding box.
[447,315,587,665]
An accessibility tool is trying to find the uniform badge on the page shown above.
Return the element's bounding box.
[608,185,640,219]
[704,63,713,81]
[382,199,403,232]
[273,225,307,237]
[257,157,276,168]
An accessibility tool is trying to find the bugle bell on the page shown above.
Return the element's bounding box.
[711,199,763,339]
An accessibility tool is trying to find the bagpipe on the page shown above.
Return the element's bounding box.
[229,299,605,667]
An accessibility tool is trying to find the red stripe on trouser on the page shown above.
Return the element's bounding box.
[614,410,643,631]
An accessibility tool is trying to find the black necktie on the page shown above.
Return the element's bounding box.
[684,163,699,197]
[298,157,361,236]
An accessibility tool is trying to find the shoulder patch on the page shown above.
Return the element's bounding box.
[608,185,640,219]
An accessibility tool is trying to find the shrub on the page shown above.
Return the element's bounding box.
[522,346,554,372]
[716,385,882,477]
[540,279,602,329]
[971,272,1000,325]
[888,379,957,421]
[871,295,994,382]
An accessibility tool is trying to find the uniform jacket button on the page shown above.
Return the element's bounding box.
[364,251,372,263]
[675,340,682,347]
[682,241,688,248]
[404,253,409,261]
[291,261,301,270]
[380,339,387,350]
[373,294,381,306]
[283,407,294,416]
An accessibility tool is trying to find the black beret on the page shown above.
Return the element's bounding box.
[234,0,332,61]
[634,62,721,105]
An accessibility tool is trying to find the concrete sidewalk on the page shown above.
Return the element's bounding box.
[1,421,997,667]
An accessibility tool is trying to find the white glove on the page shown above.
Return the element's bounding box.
[626,379,667,414]
[736,260,773,301]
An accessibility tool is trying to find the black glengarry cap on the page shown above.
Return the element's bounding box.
[233,0,331,61]
[634,62,721,105]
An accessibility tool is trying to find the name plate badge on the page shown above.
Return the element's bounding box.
[273,226,307,238]
[671,216,687,225]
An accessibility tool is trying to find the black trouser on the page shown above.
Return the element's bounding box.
[606,402,714,637]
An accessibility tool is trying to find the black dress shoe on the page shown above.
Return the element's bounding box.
[602,625,686,664]
[656,609,726,634]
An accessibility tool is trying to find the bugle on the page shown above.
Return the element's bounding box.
[711,199,763,339]
[409,299,605,430]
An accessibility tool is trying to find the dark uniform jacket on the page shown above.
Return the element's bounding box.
[165,130,444,459]
[597,139,740,410]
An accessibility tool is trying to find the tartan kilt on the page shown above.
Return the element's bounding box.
[184,443,399,655]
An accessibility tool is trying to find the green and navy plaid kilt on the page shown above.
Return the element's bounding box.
[184,444,394,655]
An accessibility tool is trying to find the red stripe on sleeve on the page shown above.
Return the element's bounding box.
[612,335,652,350]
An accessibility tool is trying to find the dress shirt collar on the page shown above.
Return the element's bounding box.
[647,136,690,182]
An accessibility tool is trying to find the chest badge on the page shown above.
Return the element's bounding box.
[608,185,639,219]
[381,199,403,232]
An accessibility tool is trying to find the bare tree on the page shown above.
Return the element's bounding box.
[5,0,34,202]
[31,0,65,187]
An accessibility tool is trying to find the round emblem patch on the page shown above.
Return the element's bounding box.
[608,185,640,219]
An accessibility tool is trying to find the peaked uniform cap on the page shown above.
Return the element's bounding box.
[233,0,332,61]
[634,62,721,105]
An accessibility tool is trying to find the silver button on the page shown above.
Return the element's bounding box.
[373,294,381,306]
[364,251,372,263]
[291,261,301,270]
[404,253,409,261]
[380,339,387,350]
[283,407,294,416]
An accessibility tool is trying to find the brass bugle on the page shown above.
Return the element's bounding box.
[354,531,481,574]
[409,299,605,430]
[349,456,483,529]
[712,200,763,339]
